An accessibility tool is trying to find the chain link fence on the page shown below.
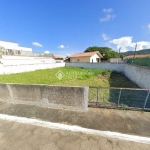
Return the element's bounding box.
[89,87,150,110]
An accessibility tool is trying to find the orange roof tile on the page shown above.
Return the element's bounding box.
[69,51,103,58]
[125,54,150,59]
[53,54,63,58]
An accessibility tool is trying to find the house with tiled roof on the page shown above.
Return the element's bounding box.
[53,54,64,62]
[124,54,150,59]
[69,51,103,63]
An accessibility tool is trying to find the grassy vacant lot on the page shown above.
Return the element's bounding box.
[0,67,143,108]
[0,67,138,88]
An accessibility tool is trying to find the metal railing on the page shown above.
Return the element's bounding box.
[88,87,150,110]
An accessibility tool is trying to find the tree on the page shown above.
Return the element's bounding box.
[120,54,124,60]
[84,46,118,60]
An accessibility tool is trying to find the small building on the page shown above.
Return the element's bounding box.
[53,54,64,63]
[109,58,124,63]
[69,51,103,63]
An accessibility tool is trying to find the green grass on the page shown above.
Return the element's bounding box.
[0,67,138,88]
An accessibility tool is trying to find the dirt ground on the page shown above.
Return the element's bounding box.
[0,101,150,137]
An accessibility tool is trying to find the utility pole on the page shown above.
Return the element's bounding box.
[119,47,121,58]
[132,43,137,63]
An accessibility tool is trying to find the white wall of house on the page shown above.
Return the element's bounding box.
[70,54,101,63]
[70,57,90,63]
[90,54,101,63]
[0,41,18,49]
[13,46,32,52]
[0,41,32,52]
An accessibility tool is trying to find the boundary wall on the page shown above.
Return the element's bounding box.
[0,84,88,110]
[124,64,150,89]
[66,63,124,73]
[66,63,150,89]
[0,63,65,74]
[0,55,56,65]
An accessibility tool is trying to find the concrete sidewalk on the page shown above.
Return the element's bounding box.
[0,102,150,137]
[0,116,150,150]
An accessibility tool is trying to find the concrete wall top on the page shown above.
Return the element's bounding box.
[66,62,125,73]
[0,83,88,111]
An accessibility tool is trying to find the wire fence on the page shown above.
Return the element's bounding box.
[88,87,150,110]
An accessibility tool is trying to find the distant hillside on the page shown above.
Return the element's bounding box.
[121,49,150,56]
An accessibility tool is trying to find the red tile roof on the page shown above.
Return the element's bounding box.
[53,54,63,58]
[69,51,103,58]
[125,54,150,59]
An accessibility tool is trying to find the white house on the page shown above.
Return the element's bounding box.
[0,41,65,74]
[0,40,55,66]
[0,41,32,56]
[69,51,103,63]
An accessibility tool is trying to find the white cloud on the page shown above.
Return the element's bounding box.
[100,14,116,22]
[57,45,69,49]
[58,45,65,49]
[135,41,150,50]
[103,8,113,13]
[110,36,132,49]
[102,33,109,40]
[110,36,150,51]
[66,54,70,56]
[44,50,50,54]
[32,42,43,47]
[142,24,150,29]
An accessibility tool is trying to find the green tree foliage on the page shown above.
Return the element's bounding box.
[84,46,118,60]
[120,54,124,60]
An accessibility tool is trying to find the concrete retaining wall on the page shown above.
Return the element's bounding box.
[66,63,125,73]
[124,64,150,89]
[0,84,88,110]
[0,63,65,74]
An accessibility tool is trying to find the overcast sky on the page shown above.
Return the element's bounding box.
[0,0,150,57]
